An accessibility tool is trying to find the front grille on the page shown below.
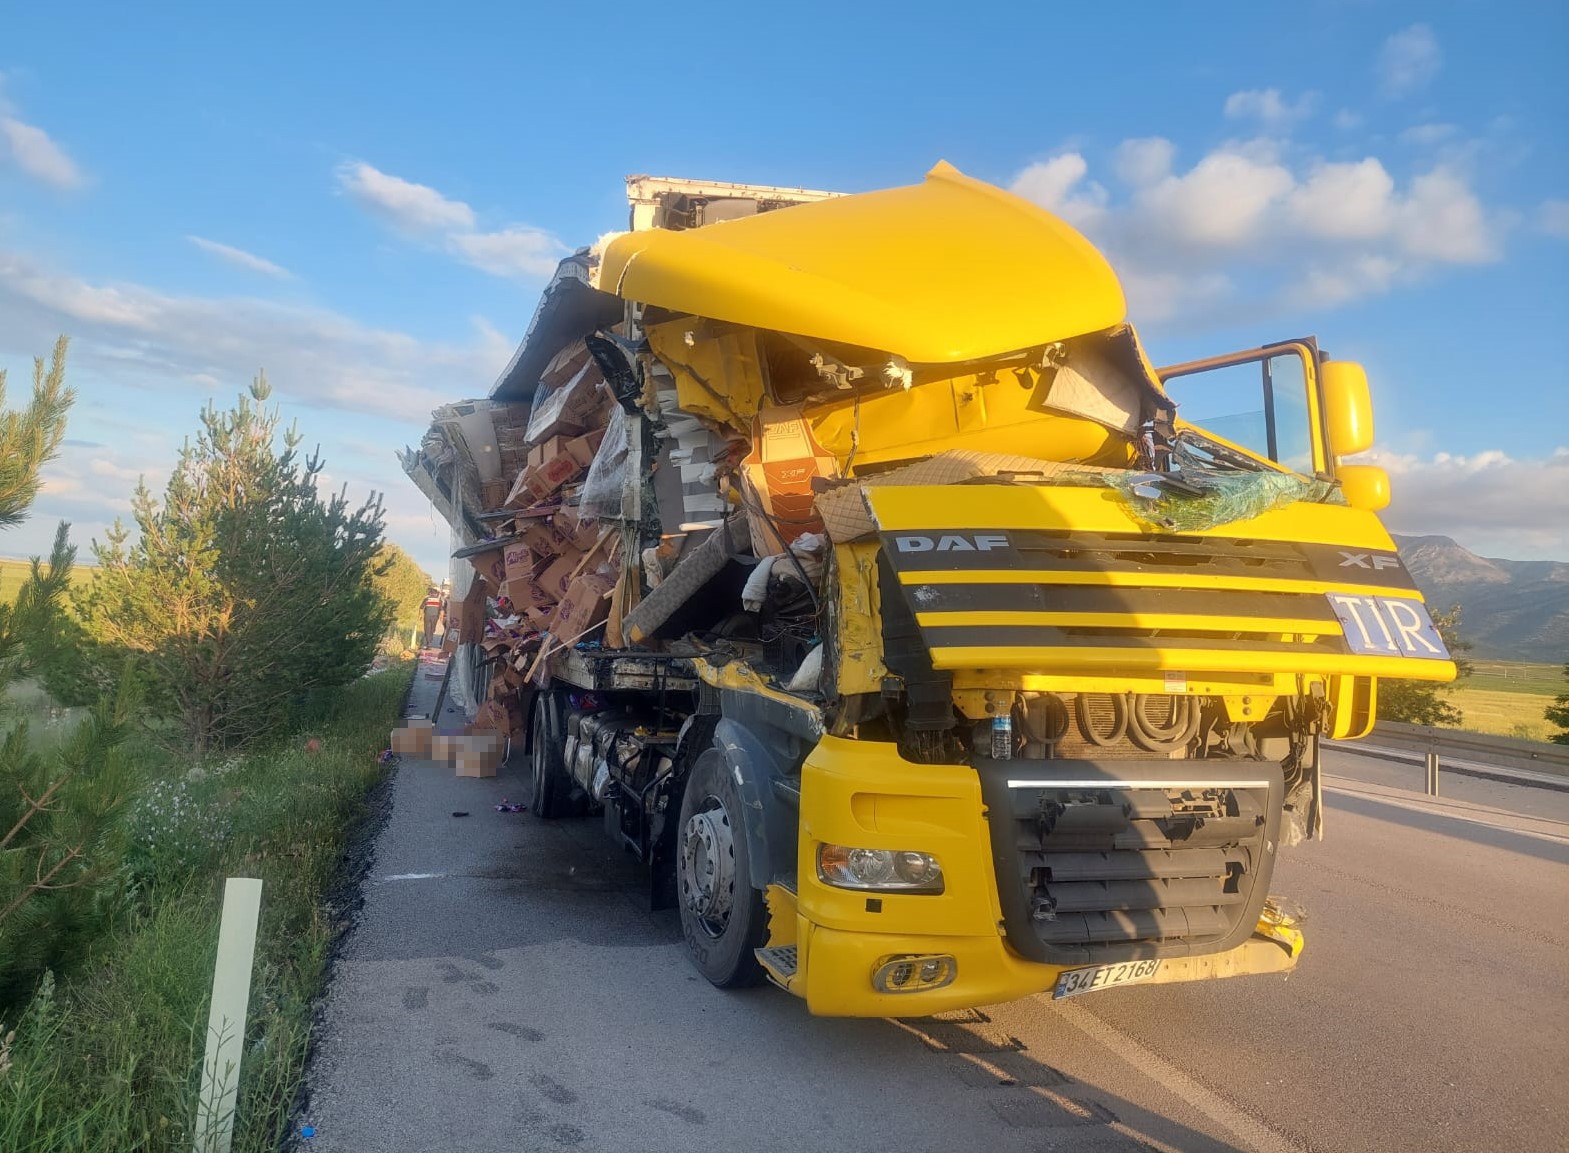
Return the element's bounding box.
[1005,530,1317,581]
[975,758,1281,966]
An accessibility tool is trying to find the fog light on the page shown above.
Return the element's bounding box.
[818,844,944,893]
[873,953,957,993]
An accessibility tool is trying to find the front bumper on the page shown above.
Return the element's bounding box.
[774,735,1304,1017]
[780,913,1302,1017]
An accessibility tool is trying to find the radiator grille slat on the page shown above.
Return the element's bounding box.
[977,760,1282,966]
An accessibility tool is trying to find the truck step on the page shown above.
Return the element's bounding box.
[755,945,798,982]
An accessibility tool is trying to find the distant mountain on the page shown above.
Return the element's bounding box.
[1393,535,1569,662]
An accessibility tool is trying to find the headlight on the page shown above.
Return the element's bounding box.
[817,844,944,893]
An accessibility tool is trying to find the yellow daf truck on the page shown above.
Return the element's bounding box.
[411,163,1455,1017]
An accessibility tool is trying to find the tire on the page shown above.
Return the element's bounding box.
[530,693,571,819]
[676,748,769,988]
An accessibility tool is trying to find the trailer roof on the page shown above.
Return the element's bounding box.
[598,161,1127,365]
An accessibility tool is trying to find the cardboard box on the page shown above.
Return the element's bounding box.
[565,430,603,469]
[474,698,524,737]
[524,605,555,631]
[431,732,464,766]
[520,520,559,560]
[502,541,535,583]
[551,504,602,552]
[527,453,587,503]
[527,434,572,471]
[480,479,509,511]
[390,718,434,757]
[502,575,557,609]
[549,570,616,643]
[541,342,592,390]
[536,545,588,602]
[465,546,507,587]
[457,580,488,645]
[456,732,505,778]
[526,360,608,443]
[741,406,838,553]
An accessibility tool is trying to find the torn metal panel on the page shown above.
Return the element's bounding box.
[644,317,767,430]
[491,252,624,405]
[624,174,840,233]
[832,541,887,695]
[400,398,517,544]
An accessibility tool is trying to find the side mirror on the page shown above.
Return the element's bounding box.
[1321,360,1374,457]
[1338,464,1390,511]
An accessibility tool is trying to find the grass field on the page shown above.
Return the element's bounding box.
[0,664,412,1153]
[1446,686,1559,742]
[0,556,97,603]
[1465,660,1564,695]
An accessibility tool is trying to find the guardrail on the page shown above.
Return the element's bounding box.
[1370,722,1569,773]
[1328,721,1569,797]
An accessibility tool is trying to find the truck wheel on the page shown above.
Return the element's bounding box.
[530,693,570,819]
[676,748,768,988]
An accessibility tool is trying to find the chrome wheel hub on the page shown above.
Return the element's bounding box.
[680,800,735,934]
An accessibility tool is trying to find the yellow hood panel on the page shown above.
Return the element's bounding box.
[600,162,1127,364]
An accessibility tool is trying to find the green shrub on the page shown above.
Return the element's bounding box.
[0,663,411,1152]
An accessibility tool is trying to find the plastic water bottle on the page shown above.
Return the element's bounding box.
[991,714,1014,760]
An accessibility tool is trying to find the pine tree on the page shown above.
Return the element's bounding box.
[74,375,393,753]
[1376,605,1473,727]
[0,339,137,1004]
[1545,663,1569,746]
[0,337,72,529]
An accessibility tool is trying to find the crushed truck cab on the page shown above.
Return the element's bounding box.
[404,163,1452,1017]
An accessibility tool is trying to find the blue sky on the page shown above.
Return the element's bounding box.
[2,0,1565,573]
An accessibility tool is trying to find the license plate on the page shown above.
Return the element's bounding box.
[1053,958,1162,999]
[1325,593,1450,660]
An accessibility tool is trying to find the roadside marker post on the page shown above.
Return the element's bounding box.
[1425,749,1440,797]
[195,877,264,1153]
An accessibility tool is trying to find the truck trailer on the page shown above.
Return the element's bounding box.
[402,162,1455,1017]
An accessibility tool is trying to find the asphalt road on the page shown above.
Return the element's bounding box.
[302,674,1569,1152]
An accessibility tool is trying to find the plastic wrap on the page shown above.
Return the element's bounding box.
[445,524,482,719]
[1106,469,1344,532]
[581,405,633,520]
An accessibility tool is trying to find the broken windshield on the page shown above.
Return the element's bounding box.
[1160,347,1317,475]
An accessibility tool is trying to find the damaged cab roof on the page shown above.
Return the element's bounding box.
[600,161,1128,365]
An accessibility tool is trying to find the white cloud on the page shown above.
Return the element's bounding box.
[1361,446,1569,560]
[0,114,84,189]
[1379,24,1442,97]
[1008,134,1503,328]
[1113,137,1175,187]
[1008,153,1106,229]
[336,160,568,282]
[187,235,292,279]
[1537,199,1569,239]
[1396,169,1498,263]
[1333,109,1364,132]
[0,246,501,425]
[447,226,563,279]
[1133,149,1294,248]
[1223,88,1317,128]
[1289,255,1400,311]
[1288,159,1396,241]
[335,161,475,233]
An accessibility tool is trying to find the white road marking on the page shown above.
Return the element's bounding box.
[1049,996,1312,1153]
[380,872,450,881]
